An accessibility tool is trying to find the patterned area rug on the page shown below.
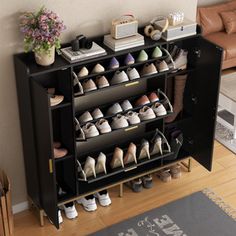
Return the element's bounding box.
[90,189,236,236]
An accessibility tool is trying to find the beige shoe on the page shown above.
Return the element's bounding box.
[170,164,182,179]
[54,147,68,159]
[140,63,157,76]
[77,66,89,77]
[124,143,137,165]
[110,147,124,169]
[157,169,171,182]
[156,60,169,72]
[82,79,97,92]
[96,76,110,88]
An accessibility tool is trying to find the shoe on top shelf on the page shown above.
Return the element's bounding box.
[82,123,99,138]
[124,53,135,65]
[111,70,129,85]
[137,50,148,62]
[126,67,140,80]
[96,75,110,88]
[108,57,119,69]
[152,46,163,58]
[91,63,105,73]
[77,66,89,77]
[82,79,97,92]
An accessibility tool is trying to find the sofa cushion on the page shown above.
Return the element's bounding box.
[205,32,236,60]
[220,10,236,34]
[198,3,228,35]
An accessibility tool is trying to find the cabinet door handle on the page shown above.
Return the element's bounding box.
[124,165,137,172]
[49,159,53,173]
[125,81,139,87]
[125,126,138,132]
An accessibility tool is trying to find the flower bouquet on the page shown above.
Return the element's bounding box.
[20,6,66,66]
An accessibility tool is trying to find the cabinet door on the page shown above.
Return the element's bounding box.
[191,37,222,170]
[31,79,59,228]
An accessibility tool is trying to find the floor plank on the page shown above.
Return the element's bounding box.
[13,141,236,236]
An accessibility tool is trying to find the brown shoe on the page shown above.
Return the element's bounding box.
[170,164,182,179]
[148,92,159,103]
[54,147,68,159]
[135,95,150,107]
[157,169,171,182]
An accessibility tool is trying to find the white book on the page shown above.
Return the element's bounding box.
[104,40,144,51]
[60,42,107,62]
[104,33,144,47]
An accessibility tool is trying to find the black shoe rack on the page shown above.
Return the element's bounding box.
[14,31,222,228]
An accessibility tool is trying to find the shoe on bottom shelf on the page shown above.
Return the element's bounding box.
[58,210,63,224]
[62,202,78,219]
[130,178,143,193]
[170,164,182,179]
[157,169,171,182]
[142,174,153,189]
[77,195,97,212]
[94,190,111,206]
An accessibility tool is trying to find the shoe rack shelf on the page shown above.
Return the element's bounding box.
[14,31,222,228]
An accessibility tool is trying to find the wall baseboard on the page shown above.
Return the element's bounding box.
[13,201,29,214]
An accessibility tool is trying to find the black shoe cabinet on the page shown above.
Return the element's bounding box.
[14,33,222,228]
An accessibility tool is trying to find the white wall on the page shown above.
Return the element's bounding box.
[0,0,197,208]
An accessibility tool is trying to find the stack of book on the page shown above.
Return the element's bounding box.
[61,42,107,63]
[103,33,144,51]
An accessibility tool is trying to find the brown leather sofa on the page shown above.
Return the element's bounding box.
[197,0,236,69]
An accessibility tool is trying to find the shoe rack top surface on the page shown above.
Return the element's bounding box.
[14,32,200,77]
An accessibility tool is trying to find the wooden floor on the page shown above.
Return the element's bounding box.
[14,141,236,236]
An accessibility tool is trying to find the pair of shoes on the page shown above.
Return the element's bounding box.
[82,119,111,138]
[79,108,103,123]
[81,76,110,93]
[135,92,160,107]
[60,202,78,220]
[110,143,137,169]
[77,64,105,77]
[107,100,133,116]
[111,68,140,85]
[77,190,111,211]
[83,153,107,179]
[53,142,68,158]
[48,88,64,106]
[111,112,140,129]
[136,46,163,62]
[130,175,153,192]
[157,164,182,182]
[139,103,167,120]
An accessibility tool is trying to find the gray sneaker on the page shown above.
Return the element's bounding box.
[111,70,129,85]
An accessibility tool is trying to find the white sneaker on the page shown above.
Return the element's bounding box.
[111,114,129,129]
[92,108,103,119]
[121,100,133,111]
[92,63,105,73]
[96,119,111,134]
[94,191,111,207]
[111,71,129,85]
[58,210,63,224]
[106,103,123,116]
[77,196,97,212]
[126,68,140,80]
[151,102,167,116]
[82,123,99,138]
[77,66,89,77]
[125,111,141,124]
[63,204,78,219]
[139,106,156,121]
[79,111,93,123]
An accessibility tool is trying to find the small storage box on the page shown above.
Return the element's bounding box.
[156,18,197,41]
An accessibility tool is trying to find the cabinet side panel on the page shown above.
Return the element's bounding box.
[14,57,41,206]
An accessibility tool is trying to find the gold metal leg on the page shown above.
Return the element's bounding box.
[39,209,44,227]
[119,183,123,197]
[181,158,192,172]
